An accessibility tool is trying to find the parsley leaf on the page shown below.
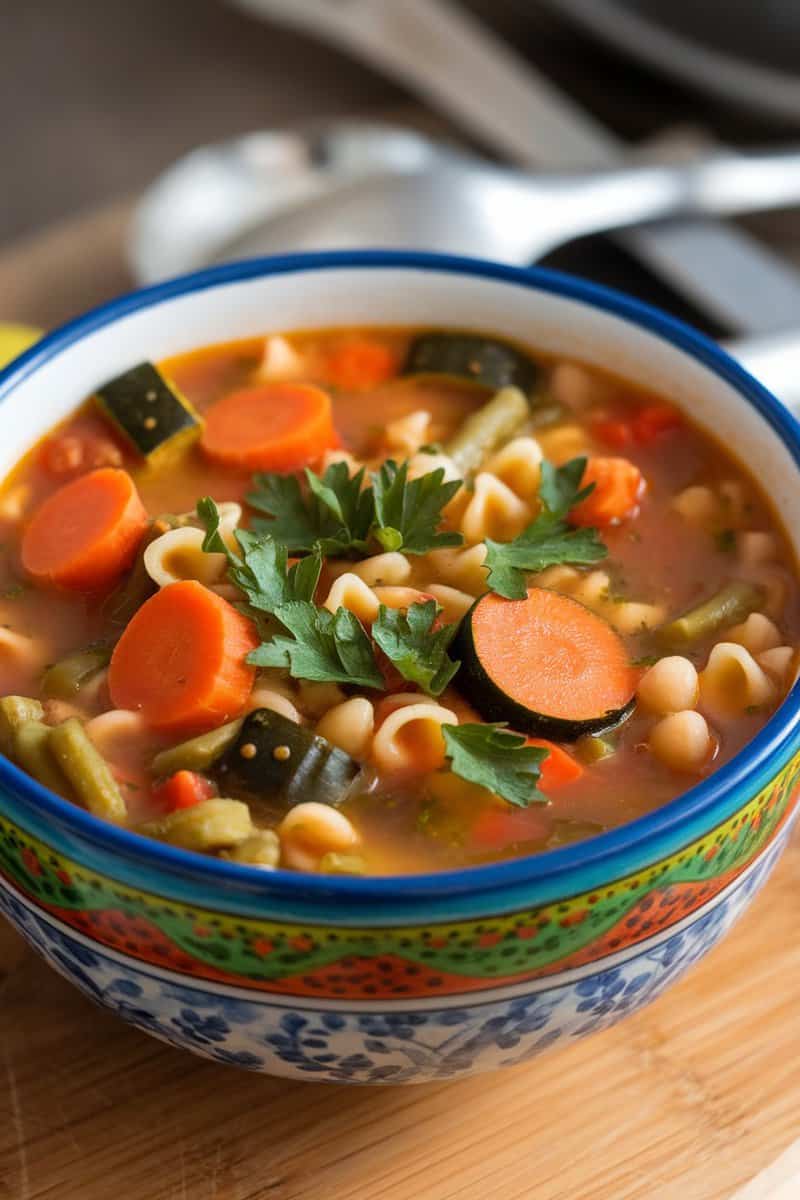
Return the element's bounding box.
[371,460,463,555]
[538,456,594,518]
[247,462,374,556]
[197,497,320,614]
[484,457,607,599]
[249,601,384,688]
[441,723,549,807]
[372,600,460,696]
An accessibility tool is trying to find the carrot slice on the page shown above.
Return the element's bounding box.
[109,580,259,736]
[21,467,148,592]
[456,588,637,738]
[324,339,397,390]
[527,739,583,790]
[200,382,337,471]
[151,769,217,812]
[570,456,644,526]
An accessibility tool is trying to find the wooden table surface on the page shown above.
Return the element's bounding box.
[1,209,800,1200]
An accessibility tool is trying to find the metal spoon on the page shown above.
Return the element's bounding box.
[129,123,457,283]
[212,149,800,265]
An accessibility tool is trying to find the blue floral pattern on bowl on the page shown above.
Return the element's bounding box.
[0,832,783,1083]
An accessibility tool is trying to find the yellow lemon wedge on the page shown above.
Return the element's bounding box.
[0,323,42,369]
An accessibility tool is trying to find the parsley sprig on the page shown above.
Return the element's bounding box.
[198,496,321,613]
[442,723,548,807]
[247,459,463,558]
[371,460,462,554]
[372,599,459,696]
[198,498,460,693]
[484,457,607,599]
[250,601,385,688]
[247,462,374,556]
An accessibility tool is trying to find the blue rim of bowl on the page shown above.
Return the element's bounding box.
[1,249,799,903]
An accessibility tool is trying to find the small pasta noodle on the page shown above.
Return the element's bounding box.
[536,567,665,633]
[757,646,797,686]
[483,436,543,500]
[383,409,431,457]
[649,710,712,772]
[296,680,347,719]
[460,473,531,544]
[406,450,461,484]
[423,544,488,596]
[371,701,456,773]
[246,686,303,725]
[734,562,791,619]
[535,423,590,465]
[257,334,307,381]
[698,642,776,717]
[424,584,475,623]
[279,802,360,871]
[723,612,781,655]
[144,502,242,588]
[550,362,615,410]
[318,448,364,477]
[316,697,374,760]
[0,626,52,676]
[351,552,411,587]
[322,573,379,623]
[671,485,720,527]
[737,531,778,566]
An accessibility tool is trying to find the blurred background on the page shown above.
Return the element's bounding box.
[3,0,800,336]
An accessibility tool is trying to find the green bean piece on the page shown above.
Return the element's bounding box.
[42,648,110,701]
[139,798,252,852]
[0,696,44,757]
[575,734,614,764]
[13,720,71,795]
[151,719,243,779]
[657,581,763,648]
[49,717,127,823]
[222,829,280,868]
[318,852,366,876]
[444,386,530,475]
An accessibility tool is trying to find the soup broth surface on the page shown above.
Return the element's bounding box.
[0,326,796,874]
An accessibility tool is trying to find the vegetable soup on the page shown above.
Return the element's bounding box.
[0,328,796,875]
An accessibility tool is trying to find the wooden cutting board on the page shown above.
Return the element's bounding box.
[0,207,799,1200]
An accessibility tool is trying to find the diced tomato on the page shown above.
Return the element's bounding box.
[151,770,217,813]
[324,340,397,390]
[592,417,633,450]
[471,805,550,850]
[526,739,583,790]
[632,404,682,444]
[40,431,124,477]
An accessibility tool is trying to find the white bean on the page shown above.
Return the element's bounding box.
[316,697,374,760]
[649,710,712,772]
[638,657,698,715]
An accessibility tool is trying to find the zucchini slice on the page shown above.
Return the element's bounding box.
[453,588,637,739]
[95,361,200,459]
[403,333,540,395]
[217,708,359,807]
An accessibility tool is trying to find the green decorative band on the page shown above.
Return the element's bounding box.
[0,756,797,1000]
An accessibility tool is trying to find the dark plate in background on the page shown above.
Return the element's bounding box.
[539,0,800,125]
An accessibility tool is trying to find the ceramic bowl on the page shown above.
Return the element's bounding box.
[0,252,798,1083]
